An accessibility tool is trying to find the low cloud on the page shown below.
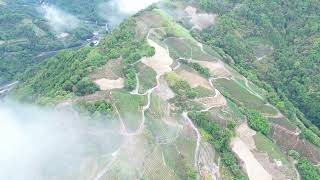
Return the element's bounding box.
[0,101,122,180]
[38,4,80,33]
[98,0,160,27]
[117,0,160,14]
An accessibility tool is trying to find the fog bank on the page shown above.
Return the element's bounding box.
[38,4,80,33]
[98,0,160,26]
[0,101,122,180]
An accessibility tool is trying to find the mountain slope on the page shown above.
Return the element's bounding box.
[0,0,108,85]
[9,1,320,180]
[195,0,320,129]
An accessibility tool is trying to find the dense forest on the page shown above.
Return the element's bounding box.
[190,0,320,129]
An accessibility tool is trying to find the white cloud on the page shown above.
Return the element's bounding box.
[117,0,160,14]
[98,0,160,27]
[0,101,121,179]
[38,4,80,33]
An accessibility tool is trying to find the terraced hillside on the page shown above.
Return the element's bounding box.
[10,1,320,180]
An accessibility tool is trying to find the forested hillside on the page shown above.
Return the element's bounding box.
[191,0,320,128]
[0,0,107,85]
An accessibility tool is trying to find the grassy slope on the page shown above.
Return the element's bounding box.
[112,90,146,132]
[135,62,157,94]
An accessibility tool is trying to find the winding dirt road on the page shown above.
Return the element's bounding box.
[183,112,201,168]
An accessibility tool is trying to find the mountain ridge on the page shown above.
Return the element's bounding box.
[3,0,320,179]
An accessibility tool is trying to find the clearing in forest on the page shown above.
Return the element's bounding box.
[94,78,124,91]
[141,33,173,76]
[176,68,212,89]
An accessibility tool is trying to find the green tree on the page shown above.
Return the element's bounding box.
[200,0,213,11]
[288,149,300,160]
[245,110,270,135]
[297,159,320,180]
[75,78,99,96]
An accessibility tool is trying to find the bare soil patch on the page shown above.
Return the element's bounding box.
[94,78,124,91]
[231,137,272,180]
[135,11,165,39]
[271,124,320,164]
[195,94,226,109]
[177,69,212,89]
[236,123,296,179]
[254,153,293,180]
[191,60,231,78]
[237,123,257,150]
[90,58,123,80]
[141,38,173,76]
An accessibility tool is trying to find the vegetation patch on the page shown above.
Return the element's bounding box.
[135,62,157,94]
[14,18,155,103]
[77,100,113,115]
[227,99,246,121]
[164,38,192,59]
[154,9,194,41]
[245,110,270,135]
[245,37,273,59]
[162,144,197,180]
[165,72,197,99]
[253,132,288,163]
[209,106,241,128]
[192,86,213,98]
[180,59,211,78]
[191,43,216,61]
[203,44,222,59]
[188,111,248,179]
[301,128,320,148]
[297,158,320,180]
[198,0,320,146]
[89,58,124,80]
[268,117,297,131]
[112,90,146,132]
[145,95,178,141]
[215,78,275,114]
[74,77,100,96]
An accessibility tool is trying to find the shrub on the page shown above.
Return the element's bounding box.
[301,129,320,148]
[297,159,320,180]
[75,78,99,96]
[78,100,112,113]
[245,110,270,135]
[180,60,211,78]
[123,66,137,90]
[288,149,300,160]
